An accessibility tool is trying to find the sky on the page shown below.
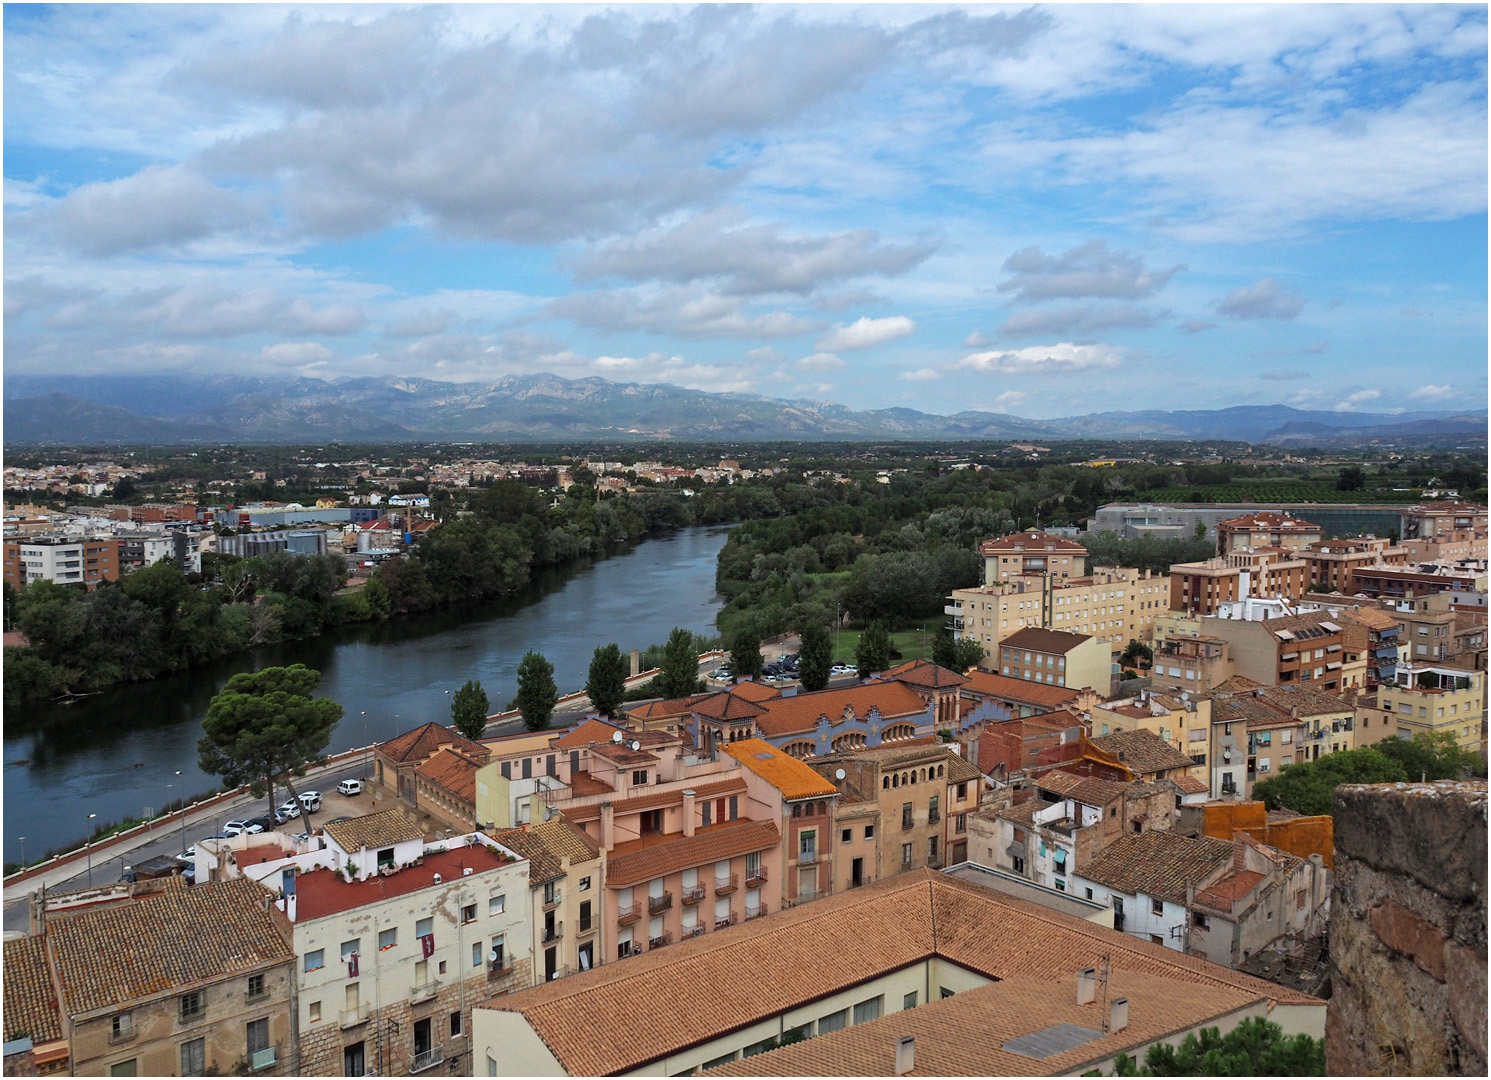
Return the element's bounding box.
[4,3,1487,418]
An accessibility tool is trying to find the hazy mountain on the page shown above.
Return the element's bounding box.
[3,373,1484,445]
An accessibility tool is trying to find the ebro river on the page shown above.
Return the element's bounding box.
[2,526,732,863]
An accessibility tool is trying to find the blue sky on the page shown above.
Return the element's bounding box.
[4,3,1487,417]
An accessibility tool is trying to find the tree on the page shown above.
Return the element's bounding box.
[1336,465,1366,492]
[585,643,629,718]
[730,632,765,683]
[198,664,342,817]
[953,635,986,672]
[516,650,558,731]
[856,621,891,674]
[798,622,832,691]
[1121,639,1153,669]
[932,627,958,670]
[451,679,490,740]
[656,627,701,699]
[1089,1017,1325,1076]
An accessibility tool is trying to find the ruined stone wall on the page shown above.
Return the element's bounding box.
[1327,780,1487,1076]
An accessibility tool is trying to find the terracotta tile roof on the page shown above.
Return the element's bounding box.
[291,843,520,921]
[1076,832,1233,905]
[1001,626,1094,653]
[1196,870,1267,912]
[944,751,983,784]
[1033,769,1130,807]
[324,807,425,852]
[478,870,1319,1077]
[1217,512,1320,530]
[605,819,781,889]
[704,970,1262,1078]
[3,936,62,1043]
[725,679,782,703]
[884,658,970,689]
[626,694,711,722]
[753,682,928,737]
[1211,675,1266,693]
[529,812,601,865]
[377,721,488,765]
[1172,775,1210,794]
[414,745,482,804]
[493,827,565,885]
[1256,685,1354,717]
[47,878,293,1016]
[1208,693,1296,731]
[550,717,627,748]
[980,531,1089,554]
[994,798,1055,827]
[1087,730,1195,775]
[723,738,841,799]
[590,741,659,766]
[691,692,769,722]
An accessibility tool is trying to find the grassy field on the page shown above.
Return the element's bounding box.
[1143,481,1411,504]
[832,626,938,666]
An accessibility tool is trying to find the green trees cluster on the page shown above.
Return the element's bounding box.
[797,622,832,691]
[1092,1018,1324,1076]
[855,621,892,675]
[1254,732,1485,816]
[730,633,765,683]
[932,627,985,673]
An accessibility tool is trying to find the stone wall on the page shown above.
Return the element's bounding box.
[1327,780,1487,1076]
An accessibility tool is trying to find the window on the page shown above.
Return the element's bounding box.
[1085,888,1093,899]
[110,1061,137,1077]
[180,990,205,1022]
[579,876,591,892]
[376,847,395,868]
[902,802,914,829]
[632,769,648,785]
[841,828,852,843]
[928,836,939,861]
[462,903,477,924]
[309,1001,322,1023]
[901,843,913,866]
[1011,854,1026,874]
[864,824,875,840]
[956,781,968,800]
[471,942,483,968]
[819,1009,849,1034]
[1296,889,1307,910]
[580,900,592,932]
[489,894,505,916]
[903,991,918,1010]
[703,1052,739,1069]
[304,949,325,973]
[112,1013,133,1040]
[341,938,360,962]
[1151,898,1164,916]
[729,795,739,820]
[246,1017,269,1056]
[378,927,397,951]
[853,996,883,1024]
[701,801,713,827]
[450,1010,463,1037]
[181,1038,206,1077]
[487,1056,497,1077]
[247,973,266,1000]
[940,987,955,999]
[928,795,940,822]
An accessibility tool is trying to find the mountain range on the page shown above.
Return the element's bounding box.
[3,373,1486,446]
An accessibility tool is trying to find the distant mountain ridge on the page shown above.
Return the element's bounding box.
[3,372,1485,445]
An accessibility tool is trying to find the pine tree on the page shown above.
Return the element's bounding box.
[586,643,629,718]
[855,621,891,675]
[798,622,832,691]
[450,679,489,740]
[516,650,559,731]
[730,632,765,682]
[657,627,701,699]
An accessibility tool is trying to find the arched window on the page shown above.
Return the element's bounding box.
[937,764,945,778]
[883,777,890,790]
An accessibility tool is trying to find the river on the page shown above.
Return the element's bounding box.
[2,525,732,863]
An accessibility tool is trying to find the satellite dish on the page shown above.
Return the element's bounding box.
[612,731,624,743]
[488,948,499,963]
[835,768,846,781]
[630,741,641,752]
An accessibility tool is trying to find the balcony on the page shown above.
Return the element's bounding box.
[927,810,941,825]
[341,1007,372,1030]
[684,924,707,939]
[110,1025,138,1046]
[618,942,640,959]
[745,903,768,921]
[409,980,440,1004]
[714,873,739,895]
[617,903,641,926]
[798,887,821,904]
[797,849,819,866]
[648,932,672,950]
[247,1046,278,1072]
[744,867,767,888]
[648,892,673,915]
[714,911,738,929]
[487,958,513,982]
[681,884,706,905]
[542,890,562,912]
[410,1047,444,1074]
[543,921,564,943]
[579,916,594,934]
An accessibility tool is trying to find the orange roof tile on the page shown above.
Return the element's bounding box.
[691,692,769,722]
[626,694,712,722]
[414,745,482,804]
[979,531,1089,554]
[3,936,62,1043]
[963,669,1081,709]
[605,819,781,889]
[722,738,841,799]
[1001,626,1094,653]
[1197,870,1267,912]
[753,681,928,737]
[725,680,782,703]
[1087,729,1196,776]
[377,721,488,765]
[884,658,970,690]
[550,717,627,748]
[1076,832,1233,906]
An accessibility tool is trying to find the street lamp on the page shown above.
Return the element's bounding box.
[361,711,370,778]
[17,836,25,870]
[85,813,97,886]
[175,771,187,855]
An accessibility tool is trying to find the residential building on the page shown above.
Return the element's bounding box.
[2,934,68,1076]
[995,626,1112,695]
[879,659,968,727]
[1202,610,1347,690]
[958,668,1084,717]
[373,723,492,835]
[471,869,1324,1077]
[1089,692,1212,782]
[970,712,1085,779]
[1254,685,1358,758]
[1346,560,1488,600]
[1072,831,1329,967]
[1400,501,1488,562]
[21,878,295,1078]
[1168,549,1310,616]
[1084,729,1201,785]
[1347,690,1401,747]
[977,530,1089,583]
[1203,685,1352,800]
[1215,513,1323,555]
[941,861,1115,926]
[217,529,331,558]
[741,680,998,757]
[722,738,841,906]
[1333,606,1402,689]
[1149,634,1236,693]
[1299,536,1408,592]
[3,536,119,591]
[1089,501,1400,544]
[808,743,981,889]
[1380,665,1485,753]
[494,807,606,985]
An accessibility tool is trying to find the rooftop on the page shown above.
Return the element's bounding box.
[2,936,62,1044]
[980,531,1090,554]
[47,878,294,1016]
[1217,512,1321,530]
[378,721,488,765]
[605,819,782,889]
[414,745,482,804]
[1087,729,1196,776]
[324,807,426,852]
[752,681,928,737]
[722,738,841,800]
[725,679,783,703]
[1001,627,1095,654]
[962,669,1081,709]
[1077,832,1234,906]
[291,843,519,921]
[883,658,970,690]
[549,717,627,748]
[1034,769,1132,808]
[477,870,1319,1077]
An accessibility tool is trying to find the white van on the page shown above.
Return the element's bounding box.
[299,791,322,813]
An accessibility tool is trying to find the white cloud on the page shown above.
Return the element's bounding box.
[1409,384,1457,401]
[999,304,1160,337]
[1217,278,1305,321]
[1333,388,1383,411]
[745,346,787,365]
[1260,369,1310,382]
[898,367,941,382]
[260,341,334,367]
[816,315,916,351]
[798,352,847,372]
[963,331,991,348]
[546,286,820,339]
[1181,319,1218,333]
[956,342,1123,375]
[998,240,1183,302]
[993,390,1028,408]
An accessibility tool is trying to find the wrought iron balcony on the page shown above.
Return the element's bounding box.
[681,884,706,904]
[648,932,672,950]
[543,921,564,943]
[745,903,768,920]
[744,867,767,888]
[617,903,641,925]
[648,891,673,915]
[410,1047,444,1074]
[714,873,739,895]
[714,910,738,929]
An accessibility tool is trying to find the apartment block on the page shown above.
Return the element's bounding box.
[1215,513,1323,555]
[1400,500,1488,562]
[494,808,606,985]
[995,626,1112,695]
[1299,536,1408,591]
[1168,549,1309,616]
[1202,611,1347,690]
[3,535,119,591]
[978,530,1089,584]
[1149,634,1236,693]
[723,739,842,906]
[1379,665,1485,753]
[1347,561,1487,600]
[1090,692,1213,781]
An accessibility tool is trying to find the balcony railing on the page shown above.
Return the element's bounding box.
[684,924,707,938]
[487,958,513,982]
[247,1046,278,1072]
[714,874,738,895]
[744,867,767,888]
[409,979,440,1004]
[927,810,941,824]
[714,911,738,929]
[648,892,673,915]
[648,932,672,950]
[110,1025,137,1045]
[410,1047,444,1074]
[798,887,821,904]
[618,942,640,959]
[617,903,641,925]
[797,849,818,865]
[579,916,594,933]
[543,921,564,943]
[681,884,706,904]
[745,903,767,920]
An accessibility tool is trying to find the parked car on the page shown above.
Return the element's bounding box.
[223,820,263,837]
[276,800,302,822]
[249,815,276,832]
[298,791,322,812]
[337,779,363,797]
[174,846,196,864]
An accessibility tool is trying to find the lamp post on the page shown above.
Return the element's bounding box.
[175,771,187,855]
[18,836,25,870]
[85,813,97,886]
[361,711,370,779]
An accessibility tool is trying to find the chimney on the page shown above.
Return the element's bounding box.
[601,802,615,850]
[1077,967,1097,1005]
[1109,997,1129,1033]
[682,789,697,837]
[894,1035,915,1076]
[630,649,641,678]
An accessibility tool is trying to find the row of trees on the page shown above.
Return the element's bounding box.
[1253,731,1485,816]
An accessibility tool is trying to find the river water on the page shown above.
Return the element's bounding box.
[2,526,732,862]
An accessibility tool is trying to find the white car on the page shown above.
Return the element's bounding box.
[337,779,363,797]
[174,847,196,864]
[223,820,263,837]
[276,800,302,820]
